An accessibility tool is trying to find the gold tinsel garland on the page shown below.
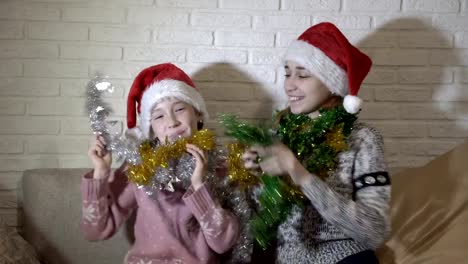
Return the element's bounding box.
[127,129,216,186]
[326,123,348,153]
[226,142,259,187]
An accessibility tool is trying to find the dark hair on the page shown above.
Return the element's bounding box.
[321,95,343,109]
[197,120,204,130]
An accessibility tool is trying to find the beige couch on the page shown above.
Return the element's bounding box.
[19,141,468,264]
[377,140,468,264]
[21,169,133,264]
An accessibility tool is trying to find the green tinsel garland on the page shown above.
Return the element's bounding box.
[278,106,357,178]
[219,106,357,250]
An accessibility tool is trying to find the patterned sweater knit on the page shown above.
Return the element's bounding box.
[274,123,391,263]
[80,165,240,264]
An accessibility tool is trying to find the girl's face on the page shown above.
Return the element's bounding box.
[150,98,200,143]
[284,60,332,115]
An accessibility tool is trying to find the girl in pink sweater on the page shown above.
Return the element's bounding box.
[81,63,243,264]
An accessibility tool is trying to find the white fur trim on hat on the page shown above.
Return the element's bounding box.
[283,40,348,97]
[343,95,362,114]
[140,79,209,139]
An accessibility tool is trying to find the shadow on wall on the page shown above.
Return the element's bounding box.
[354,17,466,168]
[187,63,277,139]
[355,18,464,264]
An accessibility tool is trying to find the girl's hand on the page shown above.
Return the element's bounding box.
[88,134,112,179]
[241,150,262,176]
[251,143,310,185]
[186,144,208,190]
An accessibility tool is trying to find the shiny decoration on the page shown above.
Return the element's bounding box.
[85,76,140,164]
[278,106,357,179]
[326,124,347,153]
[250,175,305,250]
[127,129,216,187]
[226,142,259,187]
[219,106,358,249]
[218,114,273,146]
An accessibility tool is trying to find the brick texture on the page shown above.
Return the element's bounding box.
[0,0,467,224]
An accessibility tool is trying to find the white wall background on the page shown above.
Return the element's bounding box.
[0,0,467,226]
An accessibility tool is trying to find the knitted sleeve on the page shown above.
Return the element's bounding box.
[183,184,240,254]
[298,126,391,249]
[80,164,137,241]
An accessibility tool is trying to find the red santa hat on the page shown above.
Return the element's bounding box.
[283,22,372,114]
[127,63,208,139]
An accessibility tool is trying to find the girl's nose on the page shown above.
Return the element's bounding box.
[167,113,181,128]
[285,78,298,93]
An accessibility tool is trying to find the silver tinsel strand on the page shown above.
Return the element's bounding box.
[85,76,140,165]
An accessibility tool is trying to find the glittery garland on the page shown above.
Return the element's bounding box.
[226,142,259,187]
[277,106,357,179]
[85,76,140,165]
[219,106,358,249]
[127,129,216,188]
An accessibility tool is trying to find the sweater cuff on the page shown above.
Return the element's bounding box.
[183,184,216,220]
[81,170,110,201]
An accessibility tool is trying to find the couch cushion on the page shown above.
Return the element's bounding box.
[378,140,468,263]
[0,218,40,264]
[21,169,133,264]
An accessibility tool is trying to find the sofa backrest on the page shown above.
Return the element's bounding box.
[21,168,133,264]
[378,140,468,264]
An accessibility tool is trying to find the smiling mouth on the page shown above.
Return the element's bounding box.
[289,96,304,103]
[169,130,186,140]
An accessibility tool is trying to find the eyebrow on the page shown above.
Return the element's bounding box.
[151,104,165,113]
[151,109,162,116]
[173,101,186,106]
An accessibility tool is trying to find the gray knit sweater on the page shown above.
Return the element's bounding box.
[272,123,391,263]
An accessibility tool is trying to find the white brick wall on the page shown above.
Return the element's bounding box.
[1,0,467,225]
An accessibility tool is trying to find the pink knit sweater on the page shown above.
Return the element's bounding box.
[80,165,239,264]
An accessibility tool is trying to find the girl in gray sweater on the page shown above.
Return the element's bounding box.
[243,22,391,264]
